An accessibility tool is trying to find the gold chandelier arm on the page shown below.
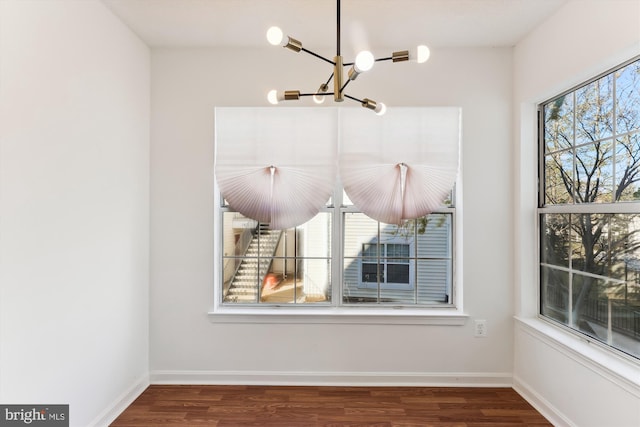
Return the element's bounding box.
[343,51,411,66]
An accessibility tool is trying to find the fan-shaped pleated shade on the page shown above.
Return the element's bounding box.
[215,108,337,230]
[340,107,460,224]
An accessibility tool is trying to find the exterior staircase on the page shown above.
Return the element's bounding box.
[223,223,282,303]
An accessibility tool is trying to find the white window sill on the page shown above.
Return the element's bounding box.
[208,307,468,325]
[515,316,640,392]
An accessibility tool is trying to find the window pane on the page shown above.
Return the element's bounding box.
[540,213,571,268]
[415,214,451,258]
[343,213,378,258]
[387,243,410,260]
[570,213,610,276]
[380,285,416,304]
[387,264,410,283]
[616,60,640,134]
[299,212,332,258]
[610,214,640,283]
[576,75,614,145]
[222,213,331,305]
[441,189,455,207]
[297,258,331,303]
[343,257,365,302]
[572,273,609,338]
[575,141,614,203]
[550,211,638,283]
[343,212,452,305]
[342,190,353,206]
[544,150,574,205]
[615,133,640,202]
[258,258,331,304]
[362,244,380,260]
[544,94,574,153]
[413,259,448,304]
[361,263,380,283]
[540,265,569,325]
[573,272,640,359]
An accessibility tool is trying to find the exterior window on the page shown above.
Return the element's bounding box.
[361,243,411,286]
[218,190,455,307]
[539,56,640,360]
[361,243,411,287]
[343,212,452,303]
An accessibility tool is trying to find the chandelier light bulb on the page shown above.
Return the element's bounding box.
[362,98,386,115]
[313,83,329,104]
[266,26,284,46]
[416,45,430,63]
[267,89,280,105]
[354,50,375,72]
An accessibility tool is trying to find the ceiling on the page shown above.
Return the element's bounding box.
[101,0,568,49]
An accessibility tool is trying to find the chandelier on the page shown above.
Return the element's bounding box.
[265,0,430,115]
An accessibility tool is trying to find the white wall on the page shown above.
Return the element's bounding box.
[150,46,514,383]
[0,1,150,426]
[513,1,640,426]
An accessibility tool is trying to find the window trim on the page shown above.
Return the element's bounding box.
[208,307,468,325]
[211,106,464,319]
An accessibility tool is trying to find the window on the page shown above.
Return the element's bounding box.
[214,107,460,315]
[539,56,640,360]
[361,243,411,287]
[217,189,455,308]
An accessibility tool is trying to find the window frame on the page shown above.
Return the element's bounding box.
[537,55,640,361]
[211,178,464,323]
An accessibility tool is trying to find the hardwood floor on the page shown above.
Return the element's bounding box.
[110,385,552,427]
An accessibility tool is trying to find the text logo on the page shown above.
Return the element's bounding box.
[0,405,68,427]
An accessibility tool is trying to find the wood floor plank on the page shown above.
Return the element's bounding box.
[110,385,551,426]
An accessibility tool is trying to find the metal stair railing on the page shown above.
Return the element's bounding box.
[224,223,283,303]
[222,226,254,296]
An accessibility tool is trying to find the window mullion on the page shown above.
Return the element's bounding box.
[414,219,419,303]
[334,186,343,307]
[377,224,381,303]
[572,91,577,204]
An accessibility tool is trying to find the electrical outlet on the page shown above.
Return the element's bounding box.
[474,319,487,337]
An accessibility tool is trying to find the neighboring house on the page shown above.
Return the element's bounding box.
[343,213,452,304]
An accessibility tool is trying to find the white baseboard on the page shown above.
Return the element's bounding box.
[513,374,574,427]
[89,374,149,427]
[150,370,512,387]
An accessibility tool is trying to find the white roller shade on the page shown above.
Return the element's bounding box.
[215,108,337,230]
[340,107,460,224]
